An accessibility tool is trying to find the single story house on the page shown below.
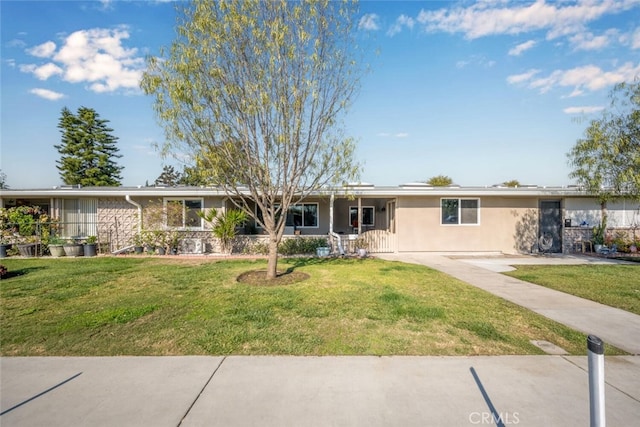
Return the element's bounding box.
[1,183,638,255]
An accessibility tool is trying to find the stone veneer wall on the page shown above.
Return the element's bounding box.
[97,198,138,251]
[563,227,593,253]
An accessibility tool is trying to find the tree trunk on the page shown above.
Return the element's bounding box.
[266,236,279,280]
[600,201,608,228]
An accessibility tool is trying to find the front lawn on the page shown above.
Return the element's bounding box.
[505,264,640,315]
[0,257,613,356]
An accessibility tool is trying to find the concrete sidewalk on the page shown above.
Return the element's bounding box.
[378,253,640,355]
[2,355,640,426]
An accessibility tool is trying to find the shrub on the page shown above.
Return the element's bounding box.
[278,237,328,255]
[241,239,269,255]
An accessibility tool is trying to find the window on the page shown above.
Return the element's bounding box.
[349,206,374,227]
[441,198,479,225]
[61,198,97,237]
[257,203,318,228]
[164,198,203,229]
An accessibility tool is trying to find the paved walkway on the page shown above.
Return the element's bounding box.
[2,355,640,426]
[378,253,640,355]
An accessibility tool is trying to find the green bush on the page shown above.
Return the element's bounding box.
[278,237,328,255]
[242,240,269,255]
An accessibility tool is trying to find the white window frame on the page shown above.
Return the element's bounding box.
[349,206,375,227]
[163,198,204,229]
[256,203,319,228]
[440,198,480,226]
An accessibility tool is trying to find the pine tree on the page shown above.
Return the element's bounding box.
[55,107,123,186]
[154,165,182,186]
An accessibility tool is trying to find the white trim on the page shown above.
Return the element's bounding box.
[255,202,320,229]
[440,198,481,226]
[349,205,375,227]
[163,197,204,230]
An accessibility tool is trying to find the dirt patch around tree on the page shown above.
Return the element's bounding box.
[236,269,310,286]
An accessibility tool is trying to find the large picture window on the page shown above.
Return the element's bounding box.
[257,203,318,228]
[349,206,374,227]
[164,198,203,229]
[441,198,479,225]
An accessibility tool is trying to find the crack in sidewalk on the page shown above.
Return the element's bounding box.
[177,356,227,426]
[562,355,640,404]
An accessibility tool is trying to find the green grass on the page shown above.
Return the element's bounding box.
[0,257,619,356]
[505,264,640,315]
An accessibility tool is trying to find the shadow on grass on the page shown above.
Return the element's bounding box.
[0,266,47,280]
[284,255,368,273]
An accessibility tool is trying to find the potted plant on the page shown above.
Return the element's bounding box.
[16,236,39,257]
[152,230,167,255]
[3,205,43,257]
[63,239,84,257]
[167,230,180,255]
[84,235,98,257]
[132,232,144,254]
[592,223,605,253]
[0,230,14,258]
[48,236,66,257]
[354,237,369,258]
[141,230,156,254]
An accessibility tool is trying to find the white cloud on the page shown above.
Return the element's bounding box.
[569,29,618,51]
[525,62,640,94]
[506,69,540,84]
[27,41,56,58]
[563,106,605,114]
[457,55,496,69]
[6,39,26,48]
[377,132,409,139]
[21,62,63,80]
[29,88,65,101]
[508,40,536,56]
[21,27,145,94]
[631,28,640,49]
[416,0,637,40]
[387,15,415,37]
[358,14,380,31]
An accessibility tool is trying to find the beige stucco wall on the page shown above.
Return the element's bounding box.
[395,196,540,254]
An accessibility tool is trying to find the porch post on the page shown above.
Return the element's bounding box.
[329,193,334,234]
[357,197,362,235]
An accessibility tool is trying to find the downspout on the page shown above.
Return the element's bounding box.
[329,192,345,255]
[125,195,142,233]
[111,195,142,255]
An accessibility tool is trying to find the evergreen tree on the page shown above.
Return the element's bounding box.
[0,169,7,189]
[55,107,123,186]
[155,165,182,186]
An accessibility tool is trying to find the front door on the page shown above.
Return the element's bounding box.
[539,200,562,253]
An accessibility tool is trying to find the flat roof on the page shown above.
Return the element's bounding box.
[0,184,595,198]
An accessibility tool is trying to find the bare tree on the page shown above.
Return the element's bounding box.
[141,0,362,279]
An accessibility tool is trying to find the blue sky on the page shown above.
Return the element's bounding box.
[2,0,639,189]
